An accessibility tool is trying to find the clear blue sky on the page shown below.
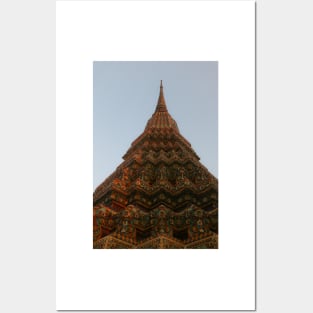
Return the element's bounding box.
[93,61,218,190]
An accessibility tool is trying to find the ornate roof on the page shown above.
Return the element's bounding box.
[93,81,218,248]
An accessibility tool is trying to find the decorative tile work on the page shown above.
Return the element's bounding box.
[94,82,218,249]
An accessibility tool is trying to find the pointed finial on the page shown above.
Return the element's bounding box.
[155,80,167,112]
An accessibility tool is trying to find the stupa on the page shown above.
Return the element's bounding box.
[93,81,218,248]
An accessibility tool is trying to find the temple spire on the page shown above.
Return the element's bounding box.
[155,80,168,112]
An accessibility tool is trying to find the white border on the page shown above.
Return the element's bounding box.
[56,1,255,310]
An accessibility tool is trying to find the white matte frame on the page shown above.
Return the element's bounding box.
[56,1,255,310]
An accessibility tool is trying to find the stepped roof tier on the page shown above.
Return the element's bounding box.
[93,81,218,249]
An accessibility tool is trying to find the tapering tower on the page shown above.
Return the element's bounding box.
[93,81,218,248]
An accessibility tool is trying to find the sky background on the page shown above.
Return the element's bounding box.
[93,61,218,190]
